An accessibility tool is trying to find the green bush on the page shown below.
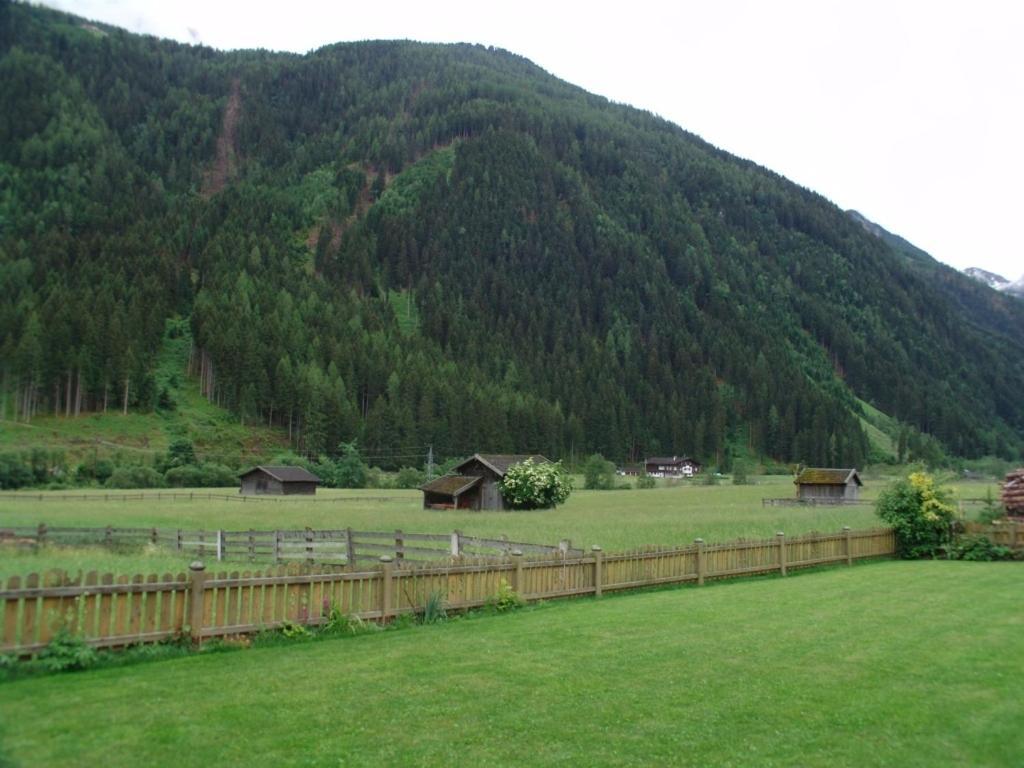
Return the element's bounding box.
[198,463,237,487]
[636,474,656,489]
[948,534,1013,562]
[731,461,749,485]
[163,464,204,488]
[0,454,34,489]
[36,629,99,673]
[106,465,165,489]
[394,466,426,489]
[876,472,955,558]
[499,458,572,509]
[975,488,1005,525]
[74,458,114,485]
[582,454,616,490]
[487,579,525,612]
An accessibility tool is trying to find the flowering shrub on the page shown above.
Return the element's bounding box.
[499,458,572,509]
[876,471,955,558]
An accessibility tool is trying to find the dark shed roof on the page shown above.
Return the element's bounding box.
[794,468,861,486]
[239,465,322,483]
[453,454,550,477]
[420,475,481,496]
[646,456,699,466]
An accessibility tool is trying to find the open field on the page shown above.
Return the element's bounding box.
[0,478,999,576]
[0,561,1020,766]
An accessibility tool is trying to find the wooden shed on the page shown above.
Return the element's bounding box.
[1002,468,1024,516]
[794,467,862,502]
[239,466,321,496]
[421,454,549,511]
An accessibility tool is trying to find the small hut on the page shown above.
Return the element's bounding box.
[794,467,862,502]
[239,466,321,496]
[421,454,548,511]
[1002,468,1024,516]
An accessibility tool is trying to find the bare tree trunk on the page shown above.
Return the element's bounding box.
[54,381,60,416]
[65,368,73,417]
[103,382,109,413]
[123,376,130,415]
[75,368,83,416]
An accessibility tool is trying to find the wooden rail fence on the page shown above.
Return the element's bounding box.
[0,524,582,565]
[0,492,407,504]
[0,527,895,655]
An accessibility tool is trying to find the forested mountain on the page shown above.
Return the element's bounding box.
[2,3,1023,468]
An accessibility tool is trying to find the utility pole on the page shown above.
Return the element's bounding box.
[426,445,435,478]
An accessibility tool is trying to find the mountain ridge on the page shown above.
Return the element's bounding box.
[1,2,1022,466]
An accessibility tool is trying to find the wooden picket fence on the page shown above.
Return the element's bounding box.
[0,527,895,655]
[0,524,582,565]
[961,520,1023,549]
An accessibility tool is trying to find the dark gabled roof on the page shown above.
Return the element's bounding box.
[239,465,322,483]
[794,468,862,486]
[646,456,700,465]
[452,454,550,477]
[420,474,481,496]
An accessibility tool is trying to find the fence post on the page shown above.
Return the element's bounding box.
[346,527,355,566]
[380,556,394,620]
[36,523,47,546]
[176,529,183,552]
[395,529,404,562]
[216,530,224,562]
[151,527,158,546]
[274,530,281,564]
[777,532,787,576]
[305,527,314,565]
[592,545,604,597]
[188,561,208,646]
[450,531,462,557]
[104,525,113,546]
[248,530,255,561]
[695,538,705,586]
[510,549,523,593]
[843,526,853,565]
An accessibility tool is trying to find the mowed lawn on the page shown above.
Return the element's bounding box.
[0,561,1020,767]
[0,479,997,576]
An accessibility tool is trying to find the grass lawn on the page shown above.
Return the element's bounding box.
[0,478,999,577]
[0,479,886,576]
[0,560,1020,766]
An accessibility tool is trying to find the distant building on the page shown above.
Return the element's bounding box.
[644,456,702,478]
[421,454,549,511]
[239,466,321,496]
[617,464,644,477]
[794,468,862,502]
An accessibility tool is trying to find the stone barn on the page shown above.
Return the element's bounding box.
[239,465,321,496]
[1003,468,1024,516]
[421,454,549,511]
[794,467,862,502]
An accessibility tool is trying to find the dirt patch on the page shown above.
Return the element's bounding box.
[202,78,242,197]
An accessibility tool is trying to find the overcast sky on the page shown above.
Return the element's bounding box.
[47,0,1024,279]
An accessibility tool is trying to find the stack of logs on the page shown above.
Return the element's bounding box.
[1002,468,1024,516]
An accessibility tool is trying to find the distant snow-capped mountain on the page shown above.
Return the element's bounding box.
[964,267,1024,298]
